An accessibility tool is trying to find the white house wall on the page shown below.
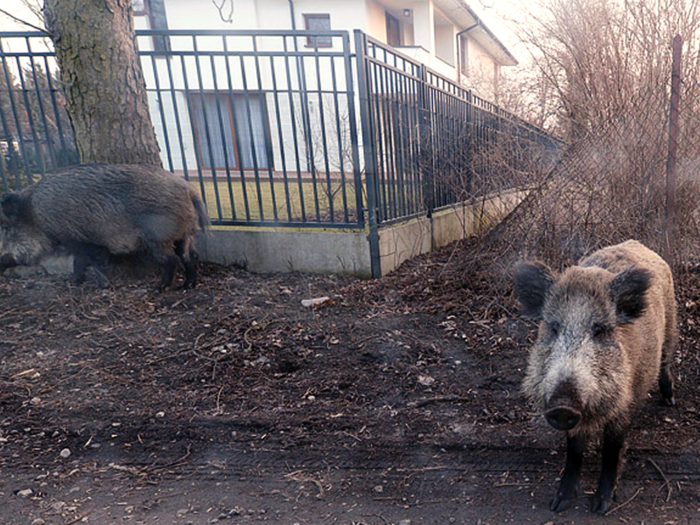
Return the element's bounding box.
[464,37,500,101]
[137,0,510,181]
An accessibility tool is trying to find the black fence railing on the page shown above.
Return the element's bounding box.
[356,31,564,225]
[0,29,563,234]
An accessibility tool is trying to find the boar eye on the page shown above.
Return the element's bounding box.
[549,321,561,337]
[592,323,610,339]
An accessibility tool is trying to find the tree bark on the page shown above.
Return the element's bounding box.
[43,0,162,166]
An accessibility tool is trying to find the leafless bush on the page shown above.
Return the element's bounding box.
[434,75,700,299]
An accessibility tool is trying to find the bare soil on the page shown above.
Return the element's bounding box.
[1,239,700,525]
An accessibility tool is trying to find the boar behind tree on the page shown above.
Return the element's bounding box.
[513,240,676,514]
[0,164,210,290]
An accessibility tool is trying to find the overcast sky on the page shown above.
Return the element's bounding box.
[0,1,42,31]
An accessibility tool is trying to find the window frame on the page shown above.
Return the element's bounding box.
[189,91,273,171]
[303,13,333,48]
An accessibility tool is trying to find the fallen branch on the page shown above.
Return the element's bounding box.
[648,457,672,502]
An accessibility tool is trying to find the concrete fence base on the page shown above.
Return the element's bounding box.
[200,188,527,278]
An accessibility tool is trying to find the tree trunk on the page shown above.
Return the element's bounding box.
[43,0,161,166]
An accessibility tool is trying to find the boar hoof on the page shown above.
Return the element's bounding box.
[591,493,613,515]
[545,407,581,431]
[551,491,576,512]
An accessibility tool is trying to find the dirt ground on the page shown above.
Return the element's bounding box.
[2,239,700,525]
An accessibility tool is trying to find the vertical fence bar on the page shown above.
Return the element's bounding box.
[341,30,364,228]
[418,64,433,218]
[354,30,381,278]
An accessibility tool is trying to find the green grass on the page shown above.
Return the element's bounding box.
[193,178,362,224]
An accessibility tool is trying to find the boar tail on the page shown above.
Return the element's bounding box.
[192,191,211,232]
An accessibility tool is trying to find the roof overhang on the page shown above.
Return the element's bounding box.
[433,0,518,66]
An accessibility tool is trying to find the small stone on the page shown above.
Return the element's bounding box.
[301,296,330,307]
[31,519,46,525]
[60,448,71,459]
[418,375,435,387]
[373,485,383,493]
[17,488,33,498]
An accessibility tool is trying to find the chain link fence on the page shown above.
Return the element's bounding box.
[467,56,700,281]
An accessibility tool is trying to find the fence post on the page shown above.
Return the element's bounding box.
[354,30,382,278]
[418,64,434,219]
[664,34,682,263]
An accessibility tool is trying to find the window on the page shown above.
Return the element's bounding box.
[434,12,454,66]
[459,34,469,75]
[303,14,332,47]
[190,93,271,170]
[386,13,401,47]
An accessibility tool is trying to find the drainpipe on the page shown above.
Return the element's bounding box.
[288,0,296,29]
[456,23,479,80]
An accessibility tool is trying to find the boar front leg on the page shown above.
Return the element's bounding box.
[552,432,586,512]
[592,424,625,514]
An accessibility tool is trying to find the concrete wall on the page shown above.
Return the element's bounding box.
[199,188,527,278]
[198,227,373,277]
[377,188,527,276]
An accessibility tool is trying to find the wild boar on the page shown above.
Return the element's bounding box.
[513,240,676,514]
[0,163,210,291]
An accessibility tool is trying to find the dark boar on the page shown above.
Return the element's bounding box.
[0,164,210,291]
[513,240,676,514]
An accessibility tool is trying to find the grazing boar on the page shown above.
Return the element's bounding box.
[0,163,210,291]
[513,240,676,514]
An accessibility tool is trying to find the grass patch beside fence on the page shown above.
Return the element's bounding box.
[194,178,362,225]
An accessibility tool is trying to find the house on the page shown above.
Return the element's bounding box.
[133,0,517,103]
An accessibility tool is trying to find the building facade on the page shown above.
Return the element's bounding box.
[133,0,517,102]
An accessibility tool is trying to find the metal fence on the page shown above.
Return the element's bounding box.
[355,31,563,225]
[0,29,563,232]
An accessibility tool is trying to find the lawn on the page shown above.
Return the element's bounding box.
[193,177,363,224]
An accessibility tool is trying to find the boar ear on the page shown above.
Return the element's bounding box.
[1,193,22,222]
[513,261,555,319]
[610,267,652,323]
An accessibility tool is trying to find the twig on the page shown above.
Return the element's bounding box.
[607,487,642,514]
[648,458,672,502]
[0,7,46,32]
[407,395,472,408]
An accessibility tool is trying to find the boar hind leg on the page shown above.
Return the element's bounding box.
[659,310,677,406]
[175,238,198,289]
[71,243,110,288]
[551,433,586,512]
[146,241,180,292]
[157,254,179,292]
[591,425,626,515]
[658,365,675,406]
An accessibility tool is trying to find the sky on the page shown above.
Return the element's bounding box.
[0,1,43,31]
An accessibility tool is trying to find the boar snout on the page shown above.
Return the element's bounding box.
[545,380,582,431]
[545,406,581,431]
